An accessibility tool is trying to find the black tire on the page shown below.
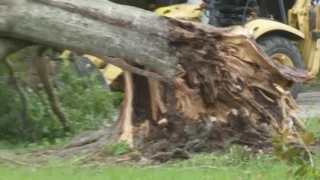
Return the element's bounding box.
[52,55,109,90]
[73,56,109,89]
[256,35,305,99]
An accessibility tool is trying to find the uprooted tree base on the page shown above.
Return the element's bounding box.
[0,0,314,163]
[25,19,313,163]
[118,18,310,151]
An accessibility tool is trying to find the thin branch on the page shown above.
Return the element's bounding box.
[0,156,30,167]
[293,126,314,168]
[102,56,168,83]
[20,79,56,122]
[32,46,71,132]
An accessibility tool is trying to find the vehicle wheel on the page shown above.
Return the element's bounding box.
[256,35,305,99]
[52,55,109,90]
[73,56,109,89]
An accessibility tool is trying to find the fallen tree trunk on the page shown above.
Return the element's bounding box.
[0,0,312,158]
[0,0,181,79]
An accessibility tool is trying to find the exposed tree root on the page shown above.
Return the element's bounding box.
[117,71,134,148]
[167,21,308,143]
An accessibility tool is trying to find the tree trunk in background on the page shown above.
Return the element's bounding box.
[0,0,312,154]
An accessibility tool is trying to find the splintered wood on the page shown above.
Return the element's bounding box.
[114,21,310,149]
[118,71,134,148]
[167,20,309,144]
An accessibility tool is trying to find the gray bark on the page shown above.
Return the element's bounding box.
[0,0,182,80]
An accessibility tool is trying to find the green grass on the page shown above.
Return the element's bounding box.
[302,116,320,137]
[0,153,318,180]
[0,116,320,180]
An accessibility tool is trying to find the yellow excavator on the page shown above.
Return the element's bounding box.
[61,0,320,99]
[153,0,320,99]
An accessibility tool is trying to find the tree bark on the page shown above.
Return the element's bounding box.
[0,0,181,80]
[0,0,312,156]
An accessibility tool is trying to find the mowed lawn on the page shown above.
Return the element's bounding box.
[0,116,319,180]
[0,153,317,180]
[0,161,298,180]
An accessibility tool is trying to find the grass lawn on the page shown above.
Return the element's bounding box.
[0,154,312,180]
[0,117,319,180]
[1,147,319,180]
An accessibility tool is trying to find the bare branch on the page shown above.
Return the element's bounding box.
[31,46,71,132]
[102,56,168,83]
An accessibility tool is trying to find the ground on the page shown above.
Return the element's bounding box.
[1,91,320,180]
[0,155,316,180]
[294,92,320,118]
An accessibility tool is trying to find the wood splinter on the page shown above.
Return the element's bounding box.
[148,77,167,121]
[117,70,134,148]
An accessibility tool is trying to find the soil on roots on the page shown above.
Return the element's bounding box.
[19,113,276,166]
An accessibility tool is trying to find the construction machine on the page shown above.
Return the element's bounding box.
[60,0,320,99]
[154,0,320,99]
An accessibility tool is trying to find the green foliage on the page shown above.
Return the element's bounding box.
[0,83,26,141]
[303,116,320,137]
[271,128,320,179]
[303,72,320,91]
[0,54,123,144]
[103,140,131,155]
[226,145,254,163]
[55,60,123,132]
[2,145,320,180]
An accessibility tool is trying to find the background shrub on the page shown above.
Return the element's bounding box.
[0,53,123,144]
